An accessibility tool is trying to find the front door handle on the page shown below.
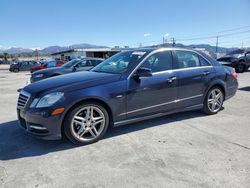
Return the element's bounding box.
[167,76,177,83]
[203,71,210,76]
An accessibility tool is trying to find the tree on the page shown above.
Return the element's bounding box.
[3,53,8,62]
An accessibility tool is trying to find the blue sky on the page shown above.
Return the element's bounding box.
[0,0,249,49]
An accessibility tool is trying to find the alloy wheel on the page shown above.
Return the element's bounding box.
[70,106,106,141]
[207,89,223,113]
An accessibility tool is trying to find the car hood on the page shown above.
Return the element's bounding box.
[24,71,121,94]
[32,66,64,75]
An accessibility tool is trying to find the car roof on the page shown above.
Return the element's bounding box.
[122,47,207,53]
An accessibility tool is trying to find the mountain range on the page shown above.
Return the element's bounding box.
[0,43,240,55]
[0,43,108,55]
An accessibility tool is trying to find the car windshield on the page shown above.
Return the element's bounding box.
[62,59,80,68]
[91,51,147,74]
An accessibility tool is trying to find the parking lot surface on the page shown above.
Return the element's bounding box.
[0,69,250,188]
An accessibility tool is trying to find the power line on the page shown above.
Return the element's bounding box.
[174,25,250,40]
[176,30,250,42]
[220,37,250,44]
[116,25,250,48]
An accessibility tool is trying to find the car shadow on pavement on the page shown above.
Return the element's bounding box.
[0,111,206,161]
[238,86,250,92]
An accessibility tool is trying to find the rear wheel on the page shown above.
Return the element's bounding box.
[202,87,224,115]
[64,102,109,145]
[13,68,19,73]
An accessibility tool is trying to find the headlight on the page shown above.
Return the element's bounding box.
[31,92,64,108]
[34,74,44,78]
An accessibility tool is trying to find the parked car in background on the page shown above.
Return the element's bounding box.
[9,61,39,72]
[55,58,69,64]
[218,49,250,73]
[17,48,238,145]
[30,58,103,83]
[30,61,64,73]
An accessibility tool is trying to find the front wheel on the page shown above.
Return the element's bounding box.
[244,66,249,72]
[202,87,224,115]
[64,102,109,145]
[13,68,19,73]
[235,64,245,73]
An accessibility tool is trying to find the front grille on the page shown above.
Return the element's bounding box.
[17,90,31,108]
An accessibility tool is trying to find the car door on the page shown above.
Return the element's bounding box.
[126,50,178,119]
[20,62,28,71]
[75,60,93,71]
[27,61,35,70]
[173,50,215,109]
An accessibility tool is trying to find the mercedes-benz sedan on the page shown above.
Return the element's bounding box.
[17,48,238,145]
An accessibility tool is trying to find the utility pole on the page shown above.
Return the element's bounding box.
[172,38,175,47]
[215,36,219,58]
[35,49,39,60]
[162,36,168,47]
[241,42,244,49]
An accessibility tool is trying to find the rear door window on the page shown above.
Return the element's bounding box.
[199,56,211,66]
[175,51,210,68]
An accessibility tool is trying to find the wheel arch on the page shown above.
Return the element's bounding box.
[205,81,226,101]
[239,59,245,63]
[61,97,114,136]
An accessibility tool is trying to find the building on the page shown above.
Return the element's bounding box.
[51,48,123,60]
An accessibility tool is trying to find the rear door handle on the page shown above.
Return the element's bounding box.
[167,76,177,83]
[203,71,210,76]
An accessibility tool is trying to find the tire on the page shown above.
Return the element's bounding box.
[13,68,19,73]
[244,66,249,72]
[235,64,245,73]
[202,86,224,115]
[63,102,109,145]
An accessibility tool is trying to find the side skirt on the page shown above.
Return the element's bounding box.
[113,104,203,127]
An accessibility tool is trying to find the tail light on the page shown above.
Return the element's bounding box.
[231,69,238,80]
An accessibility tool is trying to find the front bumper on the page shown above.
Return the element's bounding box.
[17,107,63,140]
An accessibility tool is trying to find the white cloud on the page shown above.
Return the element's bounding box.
[143,33,151,37]
[164,33,169,37]
[0,45,6,50]
[29,47,41,50]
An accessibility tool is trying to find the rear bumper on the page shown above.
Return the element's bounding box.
[225,81,238,100]
[17,107,63,140]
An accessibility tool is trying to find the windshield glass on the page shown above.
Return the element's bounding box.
[91,51,147,74]
[62,59,80,68]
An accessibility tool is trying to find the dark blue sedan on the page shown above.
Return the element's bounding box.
[17,48,238,145]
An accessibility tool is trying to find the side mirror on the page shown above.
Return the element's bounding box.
[134,68,152,78]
